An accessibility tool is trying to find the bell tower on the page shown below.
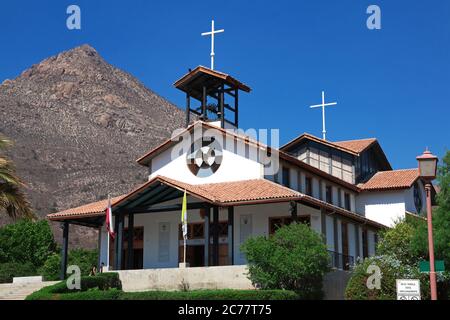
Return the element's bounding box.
[174,66,251,128]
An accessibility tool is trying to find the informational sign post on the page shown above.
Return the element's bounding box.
[396,279,421,300]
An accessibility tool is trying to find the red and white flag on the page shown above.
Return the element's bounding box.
[105,196,115,239]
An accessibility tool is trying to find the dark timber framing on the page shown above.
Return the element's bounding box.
[114,213,124,270]
[355,224,360,258]
[127,213,134,269]
[212,206,219,266]
[181,71,243,128]
[60,221,69,280]
[321,208,327,244]
[227,207,234,265]
[289,201,298,222]
[204,208,210,267]
[333,215,339,267]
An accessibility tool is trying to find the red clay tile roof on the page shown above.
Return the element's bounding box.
[47,176,386,229]
[47,177,299,220]
[333,138,377,154]
[47,195,125,220]
[170,178,300,205]
[359,169,419,191]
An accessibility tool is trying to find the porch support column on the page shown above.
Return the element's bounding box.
[320,208,327,244]
[227,207,234,265]
[289,201,298,222]
[114,213,124,270]
[185,93,190,127]
[60,221,69,280]
[213,206,219,266]
[202,86,207,120]
[204,207,210,266]
[127,213,134,269]
[97,226,102,270]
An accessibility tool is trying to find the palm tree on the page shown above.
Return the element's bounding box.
[0,135,34,219]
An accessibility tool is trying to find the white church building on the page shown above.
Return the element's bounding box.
[47,66,433,277]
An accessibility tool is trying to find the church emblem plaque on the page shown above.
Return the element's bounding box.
[187,137,223,177]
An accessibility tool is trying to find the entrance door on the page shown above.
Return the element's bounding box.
[121,227,144,270]
[178,221,229,267]
[179,245,204,267]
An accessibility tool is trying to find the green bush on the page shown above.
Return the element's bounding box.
[39,248,98,281]
[0,219,56,268]
[345,255,430,300]
[0,262,37,283]
[26,272,122,300]
[241,222,330,299]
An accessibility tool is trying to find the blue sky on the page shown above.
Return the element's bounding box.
[1,0,449,169]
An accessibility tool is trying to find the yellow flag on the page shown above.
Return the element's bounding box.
[181,190,187,238]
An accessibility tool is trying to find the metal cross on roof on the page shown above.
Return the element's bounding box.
[309,91,338,140]
[201,19,224,70]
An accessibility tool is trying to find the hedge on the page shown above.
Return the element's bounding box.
[120,289,299,300]
[26,272,121,300]
[27,288,299,300]
[0,262,36,283]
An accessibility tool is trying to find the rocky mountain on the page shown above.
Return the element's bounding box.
[0,44,185,247]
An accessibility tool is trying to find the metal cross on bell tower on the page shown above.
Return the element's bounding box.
[201,19,224,70]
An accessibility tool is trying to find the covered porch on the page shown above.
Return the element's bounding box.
[47,176,384,279]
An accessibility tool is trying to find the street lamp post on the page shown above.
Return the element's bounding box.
[416,148,439,300]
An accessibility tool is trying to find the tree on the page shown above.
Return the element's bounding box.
[411,151,450,266]
[39,249,99,281]
[0,219,56,268]
[377,221,419,265]
[241,222,330,299]
[0,135,34,219]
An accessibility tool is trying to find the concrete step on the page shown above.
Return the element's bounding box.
[0,281,59,300]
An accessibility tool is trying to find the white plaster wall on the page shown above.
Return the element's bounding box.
[332,186,339,206]
[350,193,356,213]
[233,202,321,265]
[300,172,306,193]
[290,168,298,190]
[312,178,320,199]
[325,215,334,251]
[358,227,363,259]
[404,181,426,214]
[150,144,263,184]
[356,191,407,227]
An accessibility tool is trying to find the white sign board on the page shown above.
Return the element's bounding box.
[396,279,421,300]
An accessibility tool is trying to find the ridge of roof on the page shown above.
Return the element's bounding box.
[281,133,377,155]
[135,121,361,192]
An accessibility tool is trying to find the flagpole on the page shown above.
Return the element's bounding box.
[181,189,188,267]
[184,235,187,265]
